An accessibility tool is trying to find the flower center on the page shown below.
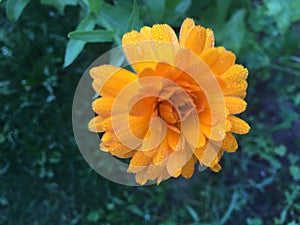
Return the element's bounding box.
[157,85,196,124]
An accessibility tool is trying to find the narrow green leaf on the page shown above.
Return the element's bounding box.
[64,15,96,67]
[68,30,114,42]
[220,191,239,225]
[184,204,199,222]
[5,0,30,21]
[88,0,103,15]
[127,0,139,31]
[63,40,84,68]
[76,14,95,30]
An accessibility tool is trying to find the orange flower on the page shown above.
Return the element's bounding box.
[89,18,250,185]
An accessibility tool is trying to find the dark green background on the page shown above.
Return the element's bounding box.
[1,0,300,224]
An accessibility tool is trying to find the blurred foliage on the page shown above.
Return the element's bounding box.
[1,0,300,224]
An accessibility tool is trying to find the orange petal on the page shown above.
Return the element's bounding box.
[228,116,250,134]
[92,97,114,117]
[190,91,206,113]
[164,65,183,81]
[198,107,212,125]
[122,30,157,73]
[145,163,164,180]
[224,97,247,114]
[195,142,223,167]
[172,169,182,178]
[210,51,235,74]
[101,131,114,145]
[100,136,135,158]
[130,97,156,117]
[101,131,137,157]
[166,150,186,176]
[112,115,151,150]
[139,62,172,78]
[153,138,170,165]
[211,51,236,75]
[201,47,235,75]
[223,80,248,98]
[135,170,148,185]
[179,18,195,46]
[221,64,248,83]
[208,149,224,167]
[221,132,238,153]
[151,24,178,44]
[90,65,137,97]
[196,131,206,148]
[156,61,172,72]
[167,128,180,151]
[119,151,135,158]
[194,146,204,162]
[181,156,196,178]
[128,151,153,173]
[88,116,106,132]
[204,28,215,50]
[200,47,224,68]
[183,26,207,56]
[225,119,232,132]
[140,26,152,39]
[97,117,113,131]
[159,101,179,124]
[151,24,179,64]
[182,113,201,147]
[210,163,222,172]
[200,123,225,141]
[240,92,247,99]
[157,168,170,185]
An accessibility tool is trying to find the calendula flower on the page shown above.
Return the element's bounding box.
[88,18,250,185]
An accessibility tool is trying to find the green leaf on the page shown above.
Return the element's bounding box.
[64,15,96,67]
[173,0,192,15]
[164,0,192,24]
[5,0,30,21]
[244,42,270,70]
[148,0,165,22]
[246,218,263,225]
[293,93,300,106]
[68,30,114,42]
[289,166,300,181]
[184,204,199,222]
[219,9,246,53]
[88,0,102,15]
[40,0,77,14]
[127,0,140,31]
[274,145,286,157]
[100,2,132,33]
[264,0,300,33]
[87,210,101,222]
[216,0,231,22]
[126,205,144,217]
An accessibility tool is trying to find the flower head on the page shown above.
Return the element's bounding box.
[89,18,250,185]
